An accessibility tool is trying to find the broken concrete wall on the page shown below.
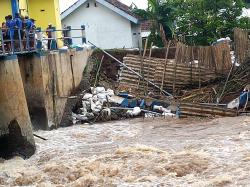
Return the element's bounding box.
[0,55,35,158]
[18,53,48,130]
[71,49,92,87]
[18,49,92,130]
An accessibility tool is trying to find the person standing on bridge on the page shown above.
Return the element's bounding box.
[1,21,9,51]
[46,23,52,50]
[24,16,34,50]
[6,15,15,52]
[14,13,23,51]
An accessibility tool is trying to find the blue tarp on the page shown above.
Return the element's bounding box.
[239,92,250,108]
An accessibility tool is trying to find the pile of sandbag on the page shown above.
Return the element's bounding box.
[72,87,115,124]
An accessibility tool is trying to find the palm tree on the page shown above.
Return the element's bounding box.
[133,0,176,47]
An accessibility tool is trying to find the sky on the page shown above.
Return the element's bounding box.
[59,0,148,12]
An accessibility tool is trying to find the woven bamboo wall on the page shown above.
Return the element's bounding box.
[175,42,232,73]
[234,28,250,64]
[119,54,217,93]
[119,42,231,94]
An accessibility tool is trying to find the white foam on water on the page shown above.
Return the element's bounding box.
[0,117,250,186]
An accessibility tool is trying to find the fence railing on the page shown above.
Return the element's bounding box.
[0,25,86,56]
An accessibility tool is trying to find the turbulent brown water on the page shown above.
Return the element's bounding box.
[1,116,250,186]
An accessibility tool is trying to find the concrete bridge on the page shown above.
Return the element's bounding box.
[0,48,92,159]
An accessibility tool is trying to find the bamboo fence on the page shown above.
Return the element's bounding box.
[119,42,232,95]
[234,28,250,64]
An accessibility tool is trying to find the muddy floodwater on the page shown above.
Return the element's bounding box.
[1,116,250,186]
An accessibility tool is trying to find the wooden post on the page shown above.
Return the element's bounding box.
[191,46,194,85]
[146,42,154,94]
[160,41,171,94]
[198,47,202,89]
[94,55,105,87]
[138,38,148,91]
[222,50,226,75]
[173,43,181,96]
[143,38,148,58]
[173,43,180,95]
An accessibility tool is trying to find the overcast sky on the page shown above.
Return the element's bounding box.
[59,0,148,12]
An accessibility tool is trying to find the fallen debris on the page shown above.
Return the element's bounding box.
[72,86,176,124]
[33,134,47,141]
[179,103,237,118]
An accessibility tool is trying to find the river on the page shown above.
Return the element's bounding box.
[1,116,250,186]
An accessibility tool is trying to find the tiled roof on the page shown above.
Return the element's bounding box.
[104,0,139,18]
[141,20,154,31]
[61,0,139,21]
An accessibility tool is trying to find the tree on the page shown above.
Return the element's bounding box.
[133,0,176,47]
[171,0,250,45]
[134,0,250,46]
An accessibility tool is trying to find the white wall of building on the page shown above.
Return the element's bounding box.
[62,0,135,49]
[131,23,141,49]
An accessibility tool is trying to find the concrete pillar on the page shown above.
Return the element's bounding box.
[18,52,71,130]
[18,53,50,130]
[11,0,19,16]
[0,55,35,159]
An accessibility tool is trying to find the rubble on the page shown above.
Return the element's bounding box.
[72,86,176,124]
[72,34,249,123]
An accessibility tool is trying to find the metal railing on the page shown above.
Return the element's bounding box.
[0,25,86,56]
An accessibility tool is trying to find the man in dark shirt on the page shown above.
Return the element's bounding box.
[14,13,22,30]
[46,23,53,49]
[24,16,34,50]
[6,15,15,51]
[3,16,10,51]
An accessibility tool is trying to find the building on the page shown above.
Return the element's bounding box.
[0,0,62,30]
[61,0,142,49]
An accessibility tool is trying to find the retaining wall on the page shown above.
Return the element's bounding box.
[18,49,92,130]
[0,56,35,158]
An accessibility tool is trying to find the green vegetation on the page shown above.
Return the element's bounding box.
[133,0,176,47]
[134,0,250,46]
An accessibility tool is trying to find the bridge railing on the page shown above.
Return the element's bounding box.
[0,26,86,56]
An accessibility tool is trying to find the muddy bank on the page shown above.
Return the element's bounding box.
[1,116,250,186]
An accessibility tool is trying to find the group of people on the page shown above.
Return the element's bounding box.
[1,13,36,52]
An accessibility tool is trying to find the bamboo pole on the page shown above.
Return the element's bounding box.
[191,46,194,85]
[139,38,148,93]
[160,41,171,94]
[94,55,104,87]
[198,47,201,89]
[146,42,154,94]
